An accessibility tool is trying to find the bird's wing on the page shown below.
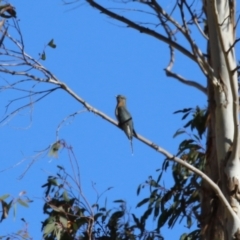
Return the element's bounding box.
[117,106,132,123]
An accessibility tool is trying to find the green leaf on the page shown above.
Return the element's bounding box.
[187,215,192,228]
[99,207,106,211]
[57,165,64,170]
[48,39,57,48]
[0,194,10,200]
[149,179,159,188]
[62,190,69,202]
[92,203,99,210]
[193,134,200,141]
[154,204,160,218]
[185,229,200,239]
[94,212,103,221]
[150,189,158,198]
[76,218,88,228]
[168,206,181,228]
[102,214,107,223]
[184,120,192,128]
[17,199,29,207]
[156,171,163,183]
[110,210,124,220]
[113,199,125,203]
[43,222,55,236]
[107,211,124,228]
[56,228,61,240]
[162,159,169,171]
[132,213,140,226]
[157,209,169,229]
[173,108,192,114]
[137,184,141,196]
[161,191,173,208]
[173,129,185,138]
[48,204,64,212]
[180,233,188,240]
[48,178,59,186]
[59,215,68,228]
[41,51,46,60]
[182,112,190,120]
[136,198,149,208]
[141,207,152,221]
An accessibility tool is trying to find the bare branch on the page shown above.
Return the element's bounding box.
[165,68,207,94]
[178,1,209,77]
[148,0,187,35]
[86,0,195,61]
[85,0,215,97]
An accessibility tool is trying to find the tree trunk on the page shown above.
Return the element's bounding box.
[202,0,239,239]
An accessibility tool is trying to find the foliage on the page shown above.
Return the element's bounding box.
[136,107,206,240]
[0,193,33,240]
[0,192,32,223]
[41,165,163,240]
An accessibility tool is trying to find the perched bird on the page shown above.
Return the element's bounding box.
[115,95,136,153]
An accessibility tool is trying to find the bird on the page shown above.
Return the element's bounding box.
[115,95,136,153]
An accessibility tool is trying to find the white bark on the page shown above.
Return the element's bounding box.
[206,0,240,238]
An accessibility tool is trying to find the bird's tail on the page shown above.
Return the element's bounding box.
[130,140,134,155]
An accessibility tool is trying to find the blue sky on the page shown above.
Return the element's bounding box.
[0,0,206,238]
